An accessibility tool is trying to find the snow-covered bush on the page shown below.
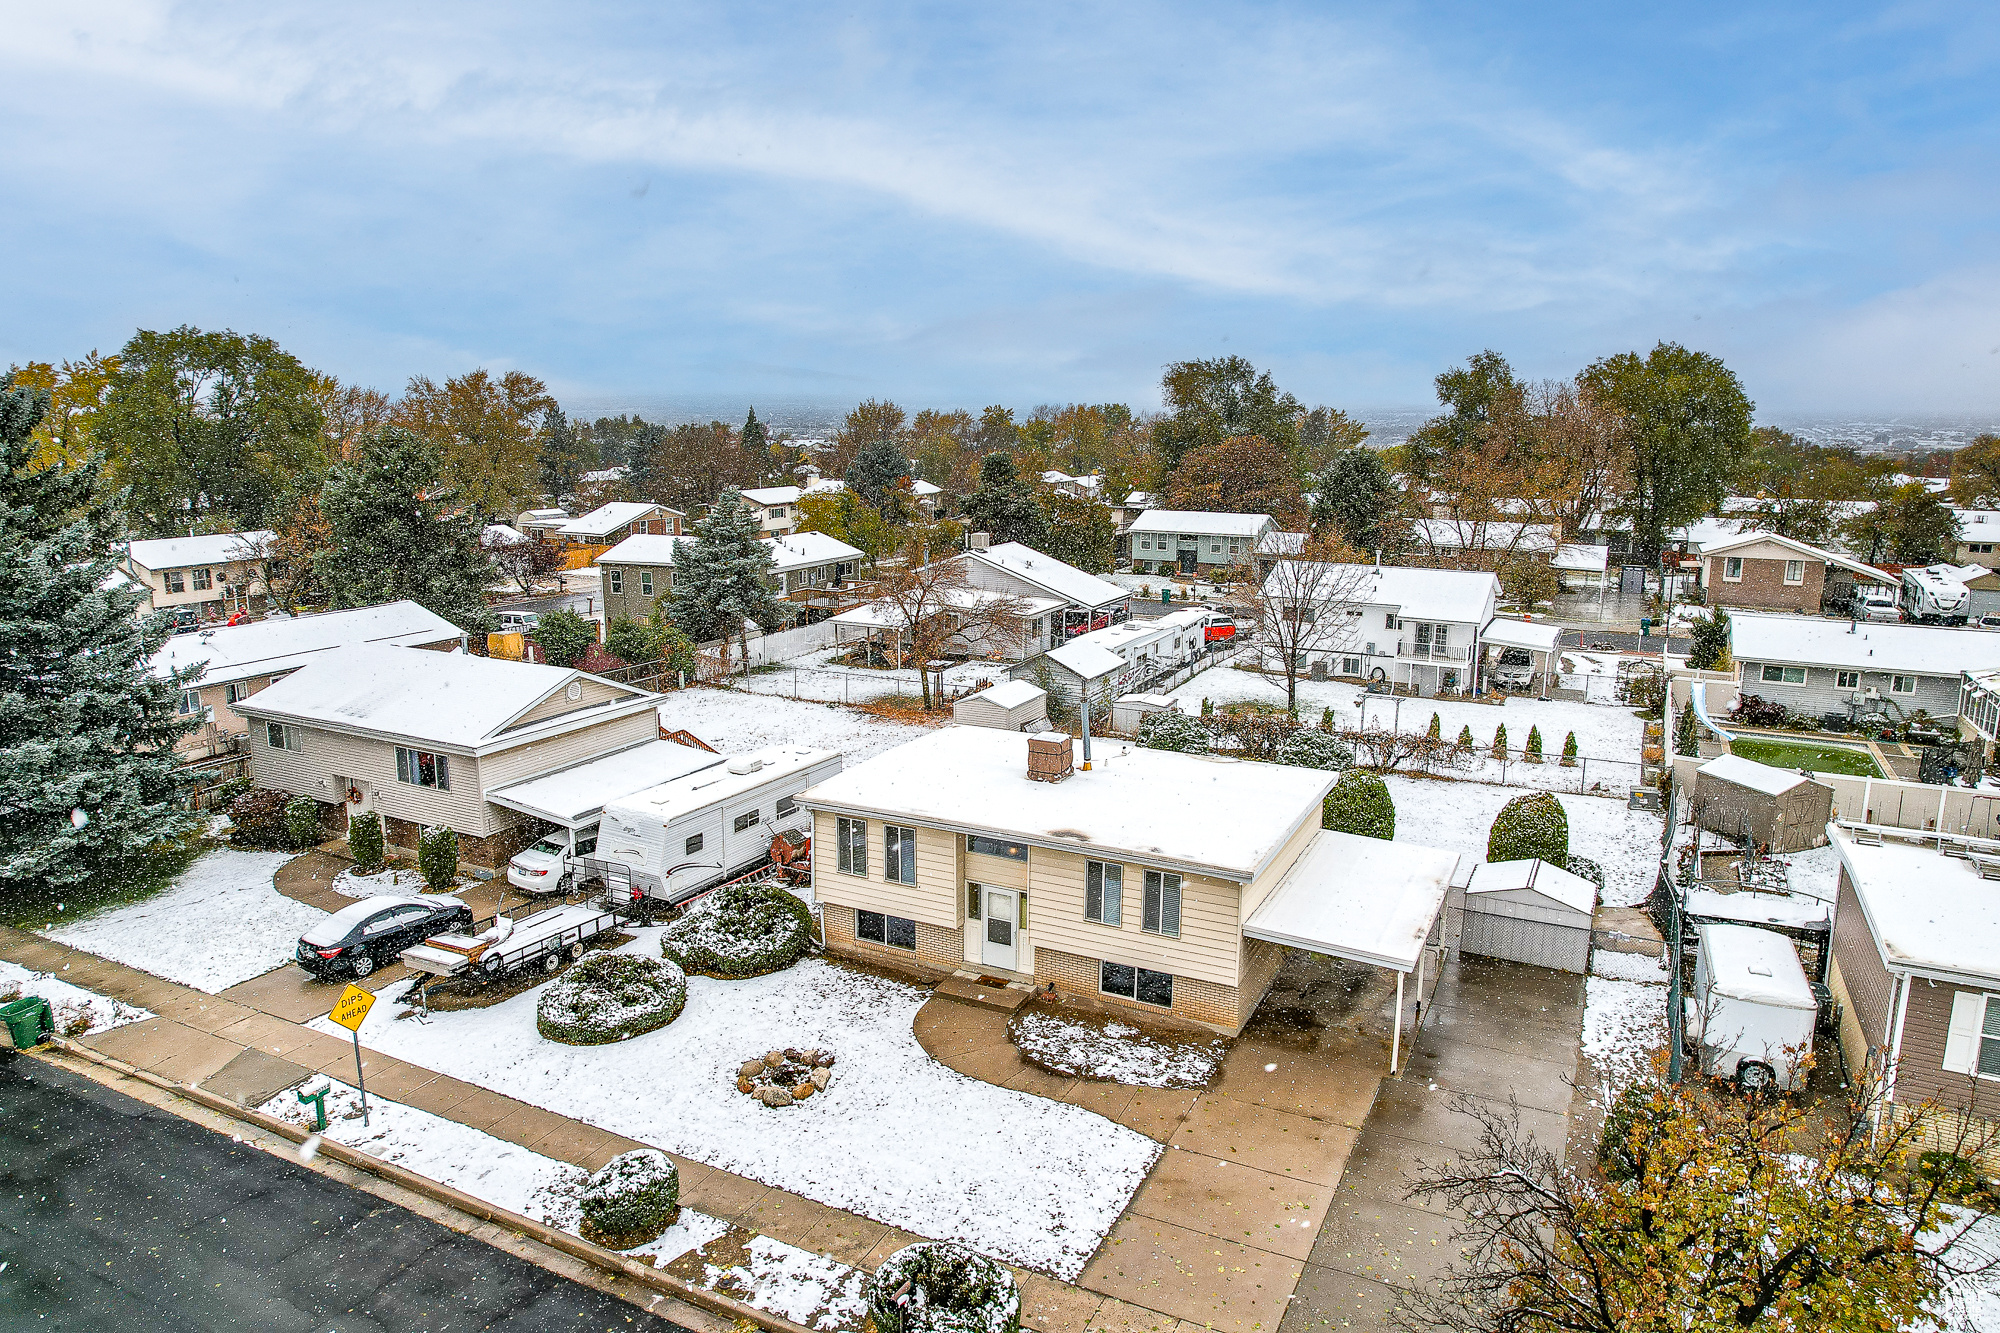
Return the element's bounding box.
[867,1242,1021,1333]
[227,788,292,847]
[578,1149,681,1249]
[346,811,385,873]
[1322,771,1395,840]
[283,796,321,848]
[1007,1009,1224,1089]
[537,954,687,1045]
[1487,792,1569,865]
[1272,728,1352,771]
[417,824,458,891]
[661,882,816,978]
[1565,856,1604,891]
[1137,708,1208,754]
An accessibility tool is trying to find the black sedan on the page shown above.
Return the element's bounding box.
[295,894,470,980]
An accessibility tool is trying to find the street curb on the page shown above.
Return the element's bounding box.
[42,1037,819,1333]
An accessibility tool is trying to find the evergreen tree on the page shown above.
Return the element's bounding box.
[1035,489,1117,571]
[319,427,498,633]
[1675,701,1699,756]
[666,489,780,653]
[535,404,599,502]
[959,453,1046,547]
[1561,730,1579,767]
[1426,712,1442,741]
[0,383,199,905]
[532,609,598,667]
[741,406,769,459]
[1492,723,1508,760]
[1687,609,1732,671]
[1524,725,1544,763]
[1311,446,1404,553]
[1455,724,1474,752]
[845,436,910,514]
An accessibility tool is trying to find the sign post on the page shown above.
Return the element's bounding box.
[328,983,377,1126]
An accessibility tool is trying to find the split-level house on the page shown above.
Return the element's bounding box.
[1729,613,2000,726]
[1124,511,1275,576]
[799,725,1460,1042]
[1260,562,1502,698]
[1828,823,2000,1170]
[1696,531,1893,614]
[555,502,685,548]
[739,486,809,538]
[960,541,1129,638]
[1954,509,2000,572]
[121,531,275,621]
[235,645,663,868]
[595,531,865,625]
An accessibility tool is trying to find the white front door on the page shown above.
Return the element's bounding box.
[982,888,1017,971]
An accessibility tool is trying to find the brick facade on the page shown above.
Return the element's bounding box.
[380,814,532,871]
[1032,944,1244,1033]
[1703,553,1824,613]
[821,904,962,978]
[1236,937,1287,1028]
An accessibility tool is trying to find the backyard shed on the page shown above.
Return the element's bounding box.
[1457,858,1597,973]
[1111,693,1179,735]
[1695,753,1835,852]
[953,680,1050,732]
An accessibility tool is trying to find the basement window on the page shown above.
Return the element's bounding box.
[857,910,916,951]
[1101,961,1173,1008]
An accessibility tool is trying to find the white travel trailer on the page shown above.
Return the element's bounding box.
[1900,564,1971,625]
[593,746,842,903]
[1686,923,1818,1092]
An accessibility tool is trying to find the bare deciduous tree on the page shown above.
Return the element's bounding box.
[1251,538,1373,713]
[869,538,1034,709]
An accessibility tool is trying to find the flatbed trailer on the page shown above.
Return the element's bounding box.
[399,901,623,984]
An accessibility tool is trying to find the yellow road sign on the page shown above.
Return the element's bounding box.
[328,983,376,1032]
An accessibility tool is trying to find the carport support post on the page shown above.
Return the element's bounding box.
[352,1027,370,1128]
[1391,969,1404,1074]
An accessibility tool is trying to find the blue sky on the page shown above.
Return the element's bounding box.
[2,1,1996,418]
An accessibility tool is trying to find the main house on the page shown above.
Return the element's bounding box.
[235,645,663,868]
[798,725,1460,1039]
[122,531,275,622]
[1124,511,1275,576]
[1696,531,1893,614]
[150,601,464,757]
[1827,823,2000,1170]
[595,531,865,625]
[1259,562,1502,698]
[1729,612,2000,726]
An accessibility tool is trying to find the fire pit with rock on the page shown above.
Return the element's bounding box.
[736,1046,836,1107]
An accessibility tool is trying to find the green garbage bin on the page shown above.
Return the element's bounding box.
[1161,587,1171,605]
[1639,616,1652,637]
[1,995,55,1049]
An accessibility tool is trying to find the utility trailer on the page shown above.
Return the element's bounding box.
[398,901,623,989]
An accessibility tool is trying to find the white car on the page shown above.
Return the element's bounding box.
[506,827,596,894]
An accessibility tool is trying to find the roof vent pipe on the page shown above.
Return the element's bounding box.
[1374,548,1382,571]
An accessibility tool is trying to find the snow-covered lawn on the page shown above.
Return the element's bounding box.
[330,866,431,898]
[659,690,934,764]
[311,944,1159,1277]
[0,959,154,1037]
[44,847,320,993]
[1377,775,1663,908]
[1580,976,1668,1098]
[732,647,1010,707]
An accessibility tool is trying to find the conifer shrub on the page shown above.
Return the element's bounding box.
[1492,723,1508,761]
[867,1242,1021,1333]
[1426,712,1442,740]
[347,811,385,873]
[1137,709,1209,754]
[284,796,321,849]
[578,1150,681,1249]
[418,824,459,891]
[1561,731,1579,767]
[1523,726,1544,764]
[1322,771,1395,840]
[661,882,816,978]
[1487,791,1569,865]
[1455,725,1474,752]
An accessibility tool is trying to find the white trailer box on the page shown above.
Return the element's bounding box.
[1688,922,1817,1092]
[1900,564,1971,624]
[595,746,842,902]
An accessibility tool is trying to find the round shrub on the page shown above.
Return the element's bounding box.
[867,1242,1021,1333]
[228,788,292,847]
[537,954,688,1045]
[347,811,385,874]
[578,1149,681,1249]
[1487,792,1569,865]
[284,796,321,849]
[1272,728,1352,771]
[1322,771,1394,840]
[1565,856,1605,891]
[661,882,816,978]
[1137,709,1208,754]
[418,824,459,891]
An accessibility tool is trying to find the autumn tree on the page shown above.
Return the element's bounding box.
[1846,480,1961,564]
[1535,378,1630,539]
[264,488,334,613]
[907,408,980,494]
[1297,405,1370,476]
[1035,489,1117,572]
[1164,434,1307,529]
[869,535,1033,708]
[1151,357,1301,483]
[393,368,554,516]
[309,375,392,461]
[1950,432,2000,509]
[1403,350,1522,486]
[1251,540,1371,712]
[796,488,895,569]
[632,420,756,516]
[488,526,566,594]
[6,351,118,470]
[832,399,906,475]
[974,405,1020,455]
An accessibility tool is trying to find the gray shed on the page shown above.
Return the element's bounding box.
[1458,858,1597,973]
[1694,754,1835,852]
[953,679,1050,732]
[1111,693,1179,735]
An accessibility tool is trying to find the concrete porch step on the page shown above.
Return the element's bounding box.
[933,976,1032,1013]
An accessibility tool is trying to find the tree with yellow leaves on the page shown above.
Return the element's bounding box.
[7,351,119,469]
[392,368,552,516]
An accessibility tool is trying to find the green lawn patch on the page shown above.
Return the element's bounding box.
[1727,737,1882,778]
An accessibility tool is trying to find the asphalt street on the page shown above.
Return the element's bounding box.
[0,1057,688,1332]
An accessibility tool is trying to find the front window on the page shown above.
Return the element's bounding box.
[1892,675,1917,695]
[1836,671,1860,689]
[395,746,451,790]
[1101,960,1173,1008]
[884,825,917,884]
[1086,860,1123,925]
[857,910,916,951]
[1723,556,1743,580]
[1784,560,1806,584]
[164,571,185,593]
[1208,539,1222,554]
[192,568,212,590]
[1759,665,1806,686]
[837,817,867,876]
[967,834,1028,861]
[768,508,785,520]
[1142,870,1182,938]
[606,569,623,594]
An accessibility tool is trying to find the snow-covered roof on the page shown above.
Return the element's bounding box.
[1728,612,2000,677]
[1255,531,1308,557]
[148,601,464,687]
[1466,858,1597,916]
[1122,491,1157,509]
[1411,518,1557,554]
[1697,923,1816,1009]
[125,530,275,572]
[604,745,839,827]
[579,466,630,484]
[1243,830,1459,971]
[560,502,677,538]
[1127,510,1274,538]
[598,534,691,566]
[1061,610,1208,660]
[1480,617,1563,653]
[966,542,1127,609]
[483,523,529,547]
[969,680,1047,710]
[1699,753,1817,797]
[765,531,864,570]
[1265,562,1500,627]
[1553,543,1608,573]
[829,588,1064,631]
[1700,530,1893,584]
[1831,825,2000,982]
[910,479,943,497]
[1685,889,1830,931]
[798,726,1335,882]
[487,739,724,826]
[520,508,570,522]
[740,486,803,506]
[1046,640,1126,679]
[233,644,655,753]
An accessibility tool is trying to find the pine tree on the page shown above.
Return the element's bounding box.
[1687,609,1732,671]
[667,489,780,658]
[319,427,497,633]
[1426,712,1442,741]
[959,453,1047,547]
[1561,730,1579,767]
[1455,724,1474,752]
[845,436,910,514]
[535,405,598,502]
[1492,723,1508,761]
[741,406,769,460]
[1675,701,1699,756]
[0,383,199,906]
[1524,725,1544,763]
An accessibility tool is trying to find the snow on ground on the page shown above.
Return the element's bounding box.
[314,945,1159,1277]
[45,847,319,993]
[0,959,153,1037]
[329,866,430,898]
[1581,976,1668,1099]
[1377,775,1664,908]
[702,1235,871,1331]
[1009,1012,1224,1089]
[734,646,1008,706]
[1933,1210,2000,1333]
[1589,950,1668,982]
[659,689,933,764]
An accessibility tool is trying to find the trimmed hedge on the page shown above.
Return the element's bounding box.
[578,1149,681,1249]
[347,812,385,873]
[537,954,688,1045]
[1322,771,1395,840]
[1565,856,1605,891]
[867,1242,1021,1333]
[661,883,816,978]
[418,824,459,891]
[1488,791,1569,865]
[228,788,292,847]
[1136,709,1208,754]
[284,796,320,848]
[1272,728,1352,771]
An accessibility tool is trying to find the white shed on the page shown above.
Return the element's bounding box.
[952,680,1050,732]
[1457,858,1598,973]
[1111,693,1180,735]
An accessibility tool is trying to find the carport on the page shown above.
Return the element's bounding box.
[1459,858,1598,973]
[1243,830,1461,1072]
[487,739,723,830]
[1481,616,1564,694]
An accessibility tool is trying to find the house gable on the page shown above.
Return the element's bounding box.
[499,674,642,734]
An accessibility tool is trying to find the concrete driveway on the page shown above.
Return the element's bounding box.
[1278,954,1585,1333]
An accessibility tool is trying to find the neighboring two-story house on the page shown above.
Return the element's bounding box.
[556,502,685,548]
[799,725,1460,1042]
[1125,511,1275,576]
[1729,613,2000,725]
[1953,509,2000,572]
[235,645,663,868]
[1827,823,2000,1171]
[595,531,865,625]
[739,486,808,538]
[1260,562,1502,698]
[149,601,463,757]
[122,531,275,621]
[1696,531,1894,614]
[959,541,1130,639]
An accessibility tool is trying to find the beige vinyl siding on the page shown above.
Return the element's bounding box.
[965,849,1029,890]
[1830,872,1894,1081]
[812,812,959,928]
[250,723,502,835]
[503,678,640,732]
[1025,844,1243,988]
[1239,813,1320,924]
[477,713,661,789]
